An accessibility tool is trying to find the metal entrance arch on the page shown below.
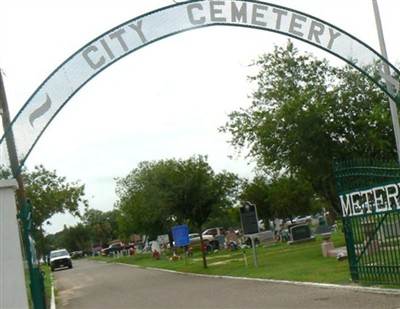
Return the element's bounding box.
[0,0,400,288]
[1,0,400,174]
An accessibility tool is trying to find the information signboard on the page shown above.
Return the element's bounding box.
[240,202,259,235]
[171,224,190,247]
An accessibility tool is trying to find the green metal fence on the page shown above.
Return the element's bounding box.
[334,159,400,285]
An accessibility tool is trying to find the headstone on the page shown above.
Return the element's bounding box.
[287,223,298,233]
[315,223,333,242]
[288,224,315,245]
[318,216,326,226]
[314,215,336,256]
[225,231,238,243]
[151,241,160,253]
[214,235,225,248]
[272,218,283,233]
[258,231,275,246]
[322,241,335,257]
[225,230,239,250]
[157,234,169,245]
[291,224,312,240]
[315,225,332,235]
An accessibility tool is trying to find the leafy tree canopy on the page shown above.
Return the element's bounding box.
[23,165,88,233]
[220,40,396,215]
[62,223,91,253]
[239,174,317,226]
[115,155,240,238]
[83,208,120,246]
[239,176,272,223]
[0,164,88,255]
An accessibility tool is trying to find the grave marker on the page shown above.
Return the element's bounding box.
[288,224,315,245]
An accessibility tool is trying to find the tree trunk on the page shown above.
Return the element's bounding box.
[199,233,208,269]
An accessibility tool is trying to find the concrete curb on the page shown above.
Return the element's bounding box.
[141,266,400,296]
[48,262,400,309]
[50,274,56,309]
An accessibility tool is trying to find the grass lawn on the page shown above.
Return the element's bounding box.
[42,264,53,308]
[34,228,399,307]
[92,232,362,286]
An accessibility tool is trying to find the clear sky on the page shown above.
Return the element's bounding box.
[1,0,399,234]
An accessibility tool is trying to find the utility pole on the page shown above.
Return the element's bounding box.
[372,0,400,163]
[0,71,25,189]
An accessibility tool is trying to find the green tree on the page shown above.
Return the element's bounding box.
[220,41,396,216]
[239,176,272,228]
[173,157,239,232]
[239,175,316,229]
[45,232,65,253]
[83,209,119,247]
[23,165,88,254]
[63,223,91,253]
[0,164,12,178]
[115,155,239,268]
[268,176,315,221]
[214,171,242,210]
[115,160,176,239]
[185,170,241,232]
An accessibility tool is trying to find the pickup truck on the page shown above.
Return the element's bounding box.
[101,242,134,256]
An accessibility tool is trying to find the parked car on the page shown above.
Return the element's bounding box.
[172,233,214,248]
[49,249,73,271]
[188,233,213,247]
[70,250,85,259]
[202,227,226,238]
[101,242,135,256]
[292,215,312,224]
[101,243,123,256]
[188,233,218,252]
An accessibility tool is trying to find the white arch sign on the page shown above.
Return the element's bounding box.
[1,0,399,173]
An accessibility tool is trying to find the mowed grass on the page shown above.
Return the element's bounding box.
[42,264,53,308]
[92,232,359,286]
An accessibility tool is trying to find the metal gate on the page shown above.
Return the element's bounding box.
[334,159,400,285]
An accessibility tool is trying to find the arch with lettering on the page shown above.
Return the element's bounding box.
[2,0,400,174]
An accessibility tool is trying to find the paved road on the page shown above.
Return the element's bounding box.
[53,259,400,309]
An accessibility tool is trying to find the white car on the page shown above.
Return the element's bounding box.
[202,227,226,237]
[49,249,73,271]
[292,215,311,224]
[189,233,213,247]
